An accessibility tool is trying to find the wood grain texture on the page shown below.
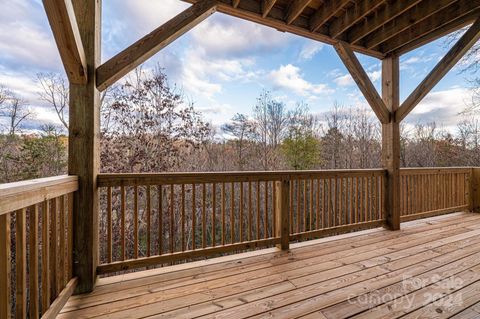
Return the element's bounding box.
[42,0,87,84]
[0,214,10,319]
[381,55,401,230]
[69,0,101,294]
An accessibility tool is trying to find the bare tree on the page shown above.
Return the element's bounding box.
[222,113,255,170]
[37,73,69,130]
[0,89,32,135]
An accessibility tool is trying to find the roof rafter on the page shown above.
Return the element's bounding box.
[348,0,423,44]
[334,41,390,124]
[310,0,351,33]
[381,0,480,53]
[43,0,87,84]
[96,0,217,91]
[394,9,480,55]
[329,0,385,39]
[286,0,311,25]
[362,0,455,49]
[396,17,480,122]
[262,0,277,17]
[232,0,240,8]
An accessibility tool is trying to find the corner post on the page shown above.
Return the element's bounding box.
[471,167,480,213]
[382,55,401,230]
[275,179,290,250]
[69,0,101,293]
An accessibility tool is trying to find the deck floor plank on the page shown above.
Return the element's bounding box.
[58,212,480,319]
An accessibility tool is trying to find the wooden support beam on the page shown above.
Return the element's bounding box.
[364,0,459,49]
[286,0,311,25]
[43,0,87,84]
[381,0,480,53]
[96,0,217,91]
[329,0,385,39]
[69,0,101,294]
[334,41,390,124]
[262,0,277,18]
[232,0,240,8]
[348,0,422,44]
[381,55,400,231]
[310,0,351,32]
[396,17,480,122]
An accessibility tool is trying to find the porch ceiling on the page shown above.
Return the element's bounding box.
[182,0,480,58]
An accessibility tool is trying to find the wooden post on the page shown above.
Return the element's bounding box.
[275,179,290,250]
[69,0,101,293]
[471,167,480,213]
[382,55,401,230]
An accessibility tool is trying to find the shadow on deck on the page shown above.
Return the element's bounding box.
[59,212,480,319]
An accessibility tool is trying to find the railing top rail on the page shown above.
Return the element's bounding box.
[0,175,78,215]
[400,167,472,174]
[97,169,387,187]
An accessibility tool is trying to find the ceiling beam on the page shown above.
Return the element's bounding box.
[232,0,240,8]
[334,41,390,124]
[362,0,455,49]
[310,0,351,33]
[43,0,87,84]
[286,0,311,25]
[394,9,480,55]
[348,0,423,45]
[262,0,277,18]
[396,17,480,122]
[329,0,385,39]
[380,0,480,53]
[96,0,217,91]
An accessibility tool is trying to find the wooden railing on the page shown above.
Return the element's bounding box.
[96,169,387,274]
[0,175,78,319]
[400,168,471,222]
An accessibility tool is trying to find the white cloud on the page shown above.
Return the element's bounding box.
[298,42,323,61]
[190,15,293,58]
[405,87,473,127]
[269,64,333,98]
[0,0,61,71]
[333,70,381,87]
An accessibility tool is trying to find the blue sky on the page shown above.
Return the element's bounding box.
[1,0,478,132]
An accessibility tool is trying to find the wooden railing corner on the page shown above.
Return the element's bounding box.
[275,179,290,250]
[471,167,480,213]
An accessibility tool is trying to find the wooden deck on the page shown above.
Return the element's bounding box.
[59,212,480,319]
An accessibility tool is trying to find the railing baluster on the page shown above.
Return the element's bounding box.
[256,181,260,240]
[134,185,138,259]
[181,184,185,252]
[202,183,206,249]
[248,182,252,241]
[158,185,163,254]
[240,182,244,242]
[212,183,216,247]
[0,212,10,319]
[309,179,313,231]
[41,200,50,314]
[316,179,320,229]
[170,184,174,254]
[231,182,235,244]
[49,198,57,301]
[15,209,27,318]
[264,181,268,238]
[147,185,151,257]
[59,196,65,290]
[221,183,225,246]
[29,205,39,319]
[192,183,196,250]
[107,186,112,263]
[121,186,126,260]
